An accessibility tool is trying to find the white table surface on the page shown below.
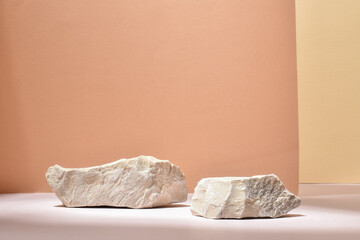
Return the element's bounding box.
[1,184,360,240]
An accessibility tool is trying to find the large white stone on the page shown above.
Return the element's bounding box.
[191,174,300,219]
[46,156,188,208]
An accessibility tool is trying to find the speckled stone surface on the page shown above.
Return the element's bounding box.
[191,174,300,219]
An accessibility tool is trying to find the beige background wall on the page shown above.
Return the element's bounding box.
[0,0,299,193]
[297,0,360,183]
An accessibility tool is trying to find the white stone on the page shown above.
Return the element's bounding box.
[46,156,188,208]
[191,174,301,219]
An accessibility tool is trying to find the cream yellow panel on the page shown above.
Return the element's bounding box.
[296,0,360,182]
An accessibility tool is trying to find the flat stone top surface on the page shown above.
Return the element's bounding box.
[1,184,360,240]
[198,174,276,181]
[51,155,171,171]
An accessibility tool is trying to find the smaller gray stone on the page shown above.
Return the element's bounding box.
[191,174,301,219]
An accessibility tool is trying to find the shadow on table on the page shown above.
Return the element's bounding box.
[54,203,190,209]
[278,213,305,218]
[191,213,305,220]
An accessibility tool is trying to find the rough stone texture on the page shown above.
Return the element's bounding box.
[191,174,301,219]
[46,156,188,208]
